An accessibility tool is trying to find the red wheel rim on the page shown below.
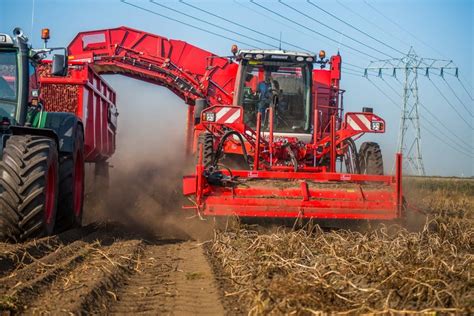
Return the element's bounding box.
[73,150,84,217]
[44,162,57,224]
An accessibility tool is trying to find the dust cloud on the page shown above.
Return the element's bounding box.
[83,77,213,241]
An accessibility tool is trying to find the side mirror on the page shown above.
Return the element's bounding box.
[52,54,68,76]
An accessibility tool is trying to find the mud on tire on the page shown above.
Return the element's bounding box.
[359,142,384,175]
[0,135,59,241]
[55,128,85,232]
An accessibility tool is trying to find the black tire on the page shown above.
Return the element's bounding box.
[359,142,384,175]
[0,135,59,241]
[195,132,214,168]
[55,128,85,232]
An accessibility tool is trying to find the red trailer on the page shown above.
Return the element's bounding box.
[38,61,118,163]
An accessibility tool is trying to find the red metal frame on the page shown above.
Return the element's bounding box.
[61,26,404,221]
[183,152,402,220]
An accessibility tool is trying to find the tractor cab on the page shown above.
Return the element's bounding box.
[234,49,315,142]
[0,31,27,125]
[0,28,68,127]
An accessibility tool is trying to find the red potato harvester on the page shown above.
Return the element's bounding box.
[66,26,403,222]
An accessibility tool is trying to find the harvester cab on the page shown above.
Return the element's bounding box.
[234,49,315,138]
[0,28,86,241]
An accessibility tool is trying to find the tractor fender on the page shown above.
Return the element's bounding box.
[39,112,84,155]
[9,126,60,151]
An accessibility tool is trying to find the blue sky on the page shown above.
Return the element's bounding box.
[1,0,472,176]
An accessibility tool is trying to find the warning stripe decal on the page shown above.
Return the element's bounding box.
[356,114,371,129]
[215,108,230,121]
[215,107,241,124]
[347,114,372,131]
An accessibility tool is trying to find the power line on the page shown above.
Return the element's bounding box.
[429,77,473,129]
[180,0,310,52]
[279,0,395,59]
[444,70,474,100]
[335,0,411,50]
[442,77,473,117]
[343,62,365,70]
[363,0,449,60]
[306,0,405,56]
[344,64,366,73]
[150,0,279,49]
[342,70,364,77]
[419,103,474,156]
[249,0,378,61]
[382,76,473,154]
[420,122,474,159]
[181,0,367,71]
[121,0,255,47]
[176,1,367,71]
[233,0,328,46]
[457,77,474,101]
[366,77,400,109]
[234,0,369,69]
[368,78,473,159]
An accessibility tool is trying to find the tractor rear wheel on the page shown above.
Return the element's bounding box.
[0,135,59,241]
[196,132,214,168]
[359,142,384,175]
[55,128,85,232]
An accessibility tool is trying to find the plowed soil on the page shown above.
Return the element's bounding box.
[0,160,232,315]
[1,165,471,315]
[0,223,227,315]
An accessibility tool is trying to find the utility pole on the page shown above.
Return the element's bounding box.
[365,47,457,176]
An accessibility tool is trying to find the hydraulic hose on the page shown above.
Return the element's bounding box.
[213,130,251,169]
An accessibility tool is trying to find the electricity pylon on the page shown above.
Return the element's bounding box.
[365,47,457,176]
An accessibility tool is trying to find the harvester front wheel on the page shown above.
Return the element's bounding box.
[196,132,214,168]
[55,128,85,232]
[0,135,59,241]
[359,142,384,175]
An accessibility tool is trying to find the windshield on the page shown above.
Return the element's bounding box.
[238,61,311,133]
[0,50,18,119]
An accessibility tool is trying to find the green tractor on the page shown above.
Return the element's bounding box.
[0,28,85,241]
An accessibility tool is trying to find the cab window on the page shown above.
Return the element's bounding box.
[0,51,17,100]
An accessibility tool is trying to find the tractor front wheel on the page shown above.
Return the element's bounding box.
[0,135,59,241]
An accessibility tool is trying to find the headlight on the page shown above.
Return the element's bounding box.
[371,121,384,131]
[203,112,216,122]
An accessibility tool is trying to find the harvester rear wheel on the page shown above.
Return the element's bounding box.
[55,128,85,232]
[359,142,384,175]
[0,135,59,241]
[196,132,214,168]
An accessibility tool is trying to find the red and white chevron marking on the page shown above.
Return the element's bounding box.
[346,114,372,131]
[214,107,241,124]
